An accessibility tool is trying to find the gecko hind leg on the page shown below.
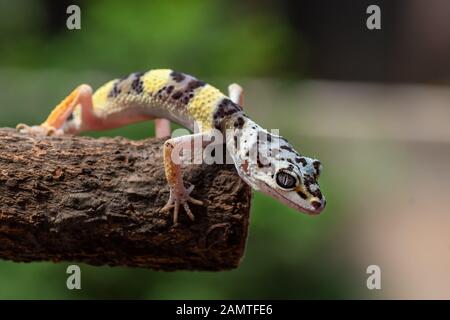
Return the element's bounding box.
[17,84,93,136]
[228,83,244,107]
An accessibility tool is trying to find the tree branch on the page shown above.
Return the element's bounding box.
[0,128,252,271]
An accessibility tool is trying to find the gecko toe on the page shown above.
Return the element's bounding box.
[16,123,29,132]
[160,203,175,213]
[15,124,61,136]
[183,203,195,221]
[188,197,203,206]
[161,185,204,224]
[160,195,202,224]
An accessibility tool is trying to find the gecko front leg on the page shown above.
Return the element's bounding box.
[160,131,215,224]
[159,83,243,224]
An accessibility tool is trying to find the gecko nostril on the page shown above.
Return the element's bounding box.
[311,200,322,209]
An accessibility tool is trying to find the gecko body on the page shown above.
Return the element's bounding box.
[17,69,325,223]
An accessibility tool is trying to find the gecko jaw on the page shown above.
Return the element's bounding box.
[259,181,325,215]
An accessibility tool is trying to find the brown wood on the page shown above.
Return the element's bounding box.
[0,128,252,271]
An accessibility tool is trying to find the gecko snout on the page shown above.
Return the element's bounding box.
[310,197,326,212]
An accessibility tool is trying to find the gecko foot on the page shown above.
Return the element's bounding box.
[160,185,204,224]
[16,123,63,136]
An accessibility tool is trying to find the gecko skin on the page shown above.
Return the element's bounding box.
[17,69,326,224]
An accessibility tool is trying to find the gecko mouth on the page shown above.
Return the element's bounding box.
[260,182,323,215]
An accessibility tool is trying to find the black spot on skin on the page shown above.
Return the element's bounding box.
[280,145,294,153]
[234,135,238,149]
[256,150,271,168]
[108,72,145,97]
[213,98,243,130]
[166,85,174,94]
[131,72,145,94]
[257,158,271,168]
[156,86,169,99]
[286,158,294,165]
[181,80,206,105]
[295,157,307,167]
[254,131,272,168]
[169,79,206,106]
[171,91,183,100]
[234,117,245,129]
[287,164,294,171]
[313,160,321,177]
[108,80,122,98]
[257,159,263,168]
[297,191,308,199]
[303,175,322,199]
[186,79,206,92]
[170,71,186,82]
[266,134,272,142]
[315,190,323,200]
[245,151,249,157]
[303,175,314,187]
[165,141,174,149]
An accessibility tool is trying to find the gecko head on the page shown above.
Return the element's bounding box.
[230,122,326,215]
[263,153,326,215]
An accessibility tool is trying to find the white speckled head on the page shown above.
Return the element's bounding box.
[226,115,325,215]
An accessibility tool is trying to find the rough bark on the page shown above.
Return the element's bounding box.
[0,128,252,271]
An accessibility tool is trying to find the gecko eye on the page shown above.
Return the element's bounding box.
[275,171,297,189]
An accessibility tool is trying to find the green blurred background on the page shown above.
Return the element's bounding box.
[1,0,450,299]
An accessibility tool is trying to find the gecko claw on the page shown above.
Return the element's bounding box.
[160,203,175,212]
[182,202,195,221]
[16,123,35,134]
[160,185,203,224]
[16,124,63,136]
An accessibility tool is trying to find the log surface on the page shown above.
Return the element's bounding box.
[0,128,252,271]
